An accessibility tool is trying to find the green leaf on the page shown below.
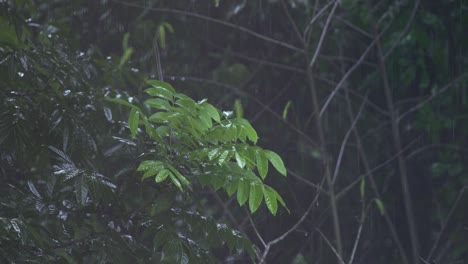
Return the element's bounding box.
[208,148,220,160]
[137,160,164,171]
[202,103,220,122]
[168,172,183,192]
[145,98,170,110]
[158,25,166,49]
[255,149,268,179]
[265,150,287,176]
[167,164,191,188]
[374,198,385,215]
[238,119,258,144]
[234,99,243,118]
[263,186,278,215]
[163,22,175,33]
[106,98,139,109]
[119,47,133,67]
[218,150,230,165]
[225,179,238,197]
[129,108,140,138]
[145,79,176,93]
[145,87,174,102]
[142,167,159,180]
[282,100,292,120]
[236,179,249,206]
[155,169,170,183]
[122,32,130,50]
[235,152,246,168]
[268,187,289,213]
[248,182,263,213]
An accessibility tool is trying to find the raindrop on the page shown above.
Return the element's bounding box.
[17,72,24,77]
[62,200,73,209]
[104,107,112,121]
[85,104,96,111]
[48,34,52,38]
[131,68,139,73]
[180,77,186,81]
[106,56,111,60]
[170,76,175,80]
[25,18,32,22]
[116,94,122,99]
[78,52,85,57]
[58,210,68,220]
[127,97,134,103]
[63,90,71,96]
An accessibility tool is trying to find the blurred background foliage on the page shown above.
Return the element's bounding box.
[1,0,467,263]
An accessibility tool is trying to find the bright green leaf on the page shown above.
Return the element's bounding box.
[145,87,174,102]
[234,99,243,118]
[265,150,287,176]
[155,169,170,183]
[168,172,183,192]
[374,198,385,215]
[145,98,170,110]
[145,80,176,93]
[235,152,246,168]
[255,149,268,179]
[129,108,140,138]
[263,186,278,215]
[248,182,263,213]
[282,100,292,120]
[158,25,166,49]
[202,103,220,122]
[236,179,249,206]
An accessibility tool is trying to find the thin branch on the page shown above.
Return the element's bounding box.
[304,1,336,41]
[246,210,267,248]
[332,91,367,183]
[376,28,420,264]
[112,0,304,53]
[383,0,421,59]
[165,75,320,148]
[309,0,340,67]
[315,228,346,264]
[426,186,467,262]
[319,39,376,118]
[398,72,468,121]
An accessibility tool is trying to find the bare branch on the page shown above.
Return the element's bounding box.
[112,0,304,53]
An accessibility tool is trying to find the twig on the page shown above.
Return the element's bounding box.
[426,186,467,262]
[315,227,346,264]
[398,72,468,121]
[332,91,367,183]
[112,0,304,53]
[375,28,420,264]
[309,0,340,67]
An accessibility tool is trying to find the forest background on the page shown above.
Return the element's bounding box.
[1,0,467,263]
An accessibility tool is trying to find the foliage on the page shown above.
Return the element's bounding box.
[2,0,468,263]
[108,79,287,215]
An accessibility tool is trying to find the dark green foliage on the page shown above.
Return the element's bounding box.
[2,0,468,263]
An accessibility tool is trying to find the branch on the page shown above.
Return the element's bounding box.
[112,0,304,53]
[375,28,420,264]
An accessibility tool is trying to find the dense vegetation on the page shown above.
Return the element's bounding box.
[1,0,467,263]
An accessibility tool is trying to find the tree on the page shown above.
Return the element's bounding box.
[2,0,468,263]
